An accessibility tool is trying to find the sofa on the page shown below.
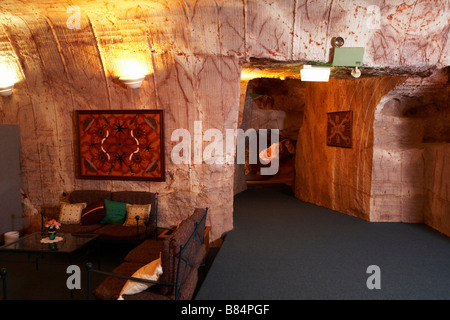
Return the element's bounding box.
[87,207,208,300]
[41,190,158,242]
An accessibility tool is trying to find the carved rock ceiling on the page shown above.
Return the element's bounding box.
[1,0,448,72]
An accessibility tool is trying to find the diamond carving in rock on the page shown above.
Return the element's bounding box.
[326,111,353,148]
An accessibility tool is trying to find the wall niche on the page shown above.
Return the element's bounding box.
[234,78,304,193]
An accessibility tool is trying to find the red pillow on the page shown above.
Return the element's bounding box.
[81,200,106,225]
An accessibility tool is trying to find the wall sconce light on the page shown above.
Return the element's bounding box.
[116,58,148,89]
[0,83,14,96]
[300,65,331,82]
[0,64,17,96]
[119,75,146,89]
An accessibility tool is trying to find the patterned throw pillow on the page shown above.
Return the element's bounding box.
[123,204,151,227]
[59,202,87,224]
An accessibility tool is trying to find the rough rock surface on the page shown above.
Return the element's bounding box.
[371,68,449,236]
[295,76,407,220]
[0,0,448,240]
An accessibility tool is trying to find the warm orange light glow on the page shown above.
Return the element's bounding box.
[116,58,150,89]
[241,67,300,81]
[241,68,268,80]
[116,58,149,78]
[0,63,18,87]
[0,63,19,96]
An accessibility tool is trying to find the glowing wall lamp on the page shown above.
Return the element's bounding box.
[300,65,331,82]
[0,83,14,96]
[117,59,148,89]
[0,64,17,96]
[119,74,146,89]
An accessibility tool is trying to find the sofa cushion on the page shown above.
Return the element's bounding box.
[70,190,112,206]
[93,262,146,300]
[81,200,106,225]
[59,202,87,224]
[101,199,127,224]
[124,239,164,263]
[118,256,163,300]
[112,191,157,232]
[58,223,103,234]
[123,204,151,227]
[122,242,203,300]
[93,224,147,241]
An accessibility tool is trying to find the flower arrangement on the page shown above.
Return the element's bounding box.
[45,219,61,232]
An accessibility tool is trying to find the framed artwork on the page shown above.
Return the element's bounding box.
[76,110,165,181]
[326,111,353,148]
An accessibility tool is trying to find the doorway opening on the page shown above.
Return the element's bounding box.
[234,64,305,193]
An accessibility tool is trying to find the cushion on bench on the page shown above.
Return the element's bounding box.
[111,191,157,233]
[121,267,199,300]
[122,209,206,300]
[124,239,164,263]
[90,207,207,300]
[57,223,103,234]
[93,261,147,300]
[94,224,148,241]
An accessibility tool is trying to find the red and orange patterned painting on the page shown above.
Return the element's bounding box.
[76,110,165,181]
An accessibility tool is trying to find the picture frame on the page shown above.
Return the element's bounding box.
[76,110,165,181]
[326,110,353,148]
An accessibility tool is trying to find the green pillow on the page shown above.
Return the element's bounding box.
[101,199,127,224]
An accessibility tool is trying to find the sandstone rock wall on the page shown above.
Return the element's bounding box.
[295,76,406,220]
[371,68,449,236]
[424,145,450,236]
[0,0,448,240]
[0,1,244,241]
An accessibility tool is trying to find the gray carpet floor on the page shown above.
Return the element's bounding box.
[196,183,450,300]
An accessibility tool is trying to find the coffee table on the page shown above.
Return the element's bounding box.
[0,232,99,271]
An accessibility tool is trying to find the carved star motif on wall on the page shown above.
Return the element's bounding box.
[326,111,353,148]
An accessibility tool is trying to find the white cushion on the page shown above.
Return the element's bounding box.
[59,202,87,224]
[118,256,162,300]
